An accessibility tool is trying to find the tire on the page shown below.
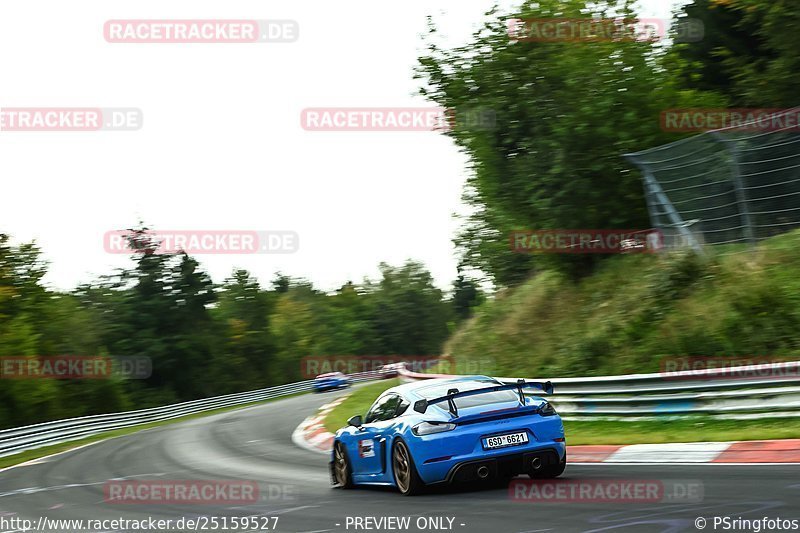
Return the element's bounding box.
[333,441,354,489]
[392,439,425,496]
[529,452,566,479]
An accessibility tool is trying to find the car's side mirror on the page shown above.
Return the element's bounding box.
[347,415,363,428]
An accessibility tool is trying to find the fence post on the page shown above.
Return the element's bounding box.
[710,133,757,247]
[625,155,703,253]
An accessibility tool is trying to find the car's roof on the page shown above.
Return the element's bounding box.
[316,372,343,378]
[382,375,501,399]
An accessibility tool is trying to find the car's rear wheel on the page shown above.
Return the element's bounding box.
[392,439,425,496]
[529,451,566,479]
[333,442,354,489]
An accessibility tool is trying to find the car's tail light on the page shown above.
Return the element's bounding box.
[412,422,457,436]
[539,401,557,416]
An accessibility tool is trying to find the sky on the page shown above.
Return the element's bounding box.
[1,0,679,293]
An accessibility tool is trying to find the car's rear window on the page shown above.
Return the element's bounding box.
[416,379,518,409]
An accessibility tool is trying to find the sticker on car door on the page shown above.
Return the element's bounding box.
[358,439,375,458]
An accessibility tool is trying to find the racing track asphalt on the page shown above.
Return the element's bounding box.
[1,388,799,533]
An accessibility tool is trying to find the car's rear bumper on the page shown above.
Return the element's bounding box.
[438,447,563,484]
[412,434,567,484]
[411,416,566,484]
[313,380,346,391]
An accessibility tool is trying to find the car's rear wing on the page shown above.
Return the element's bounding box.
[412,379,554,417]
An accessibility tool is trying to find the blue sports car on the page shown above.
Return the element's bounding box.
[330,375,566,495]
[314,372,350,392]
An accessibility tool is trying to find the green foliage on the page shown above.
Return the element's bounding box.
[370,262,454,355]
[670,0,800,107]
[446,229,800,378]
[416,0,719,285]
[452,273,485,321]
[0,229,462,430]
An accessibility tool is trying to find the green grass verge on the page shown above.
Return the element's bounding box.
[323,379,400,433]
[0,391,307,470]
[564,416,800,445]
[445,229,800,379]
[320,380,800,444]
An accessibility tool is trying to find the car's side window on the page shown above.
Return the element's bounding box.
[365,394,401,423]
[365,395,388,423]
[381,395,401,420]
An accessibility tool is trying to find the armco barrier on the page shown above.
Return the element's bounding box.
[3,362,799,459]
[397,361,800,419]
[0,371,381,459]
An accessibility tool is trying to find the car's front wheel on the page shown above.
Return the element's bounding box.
[392,439,425,496]
[333,442,354,489]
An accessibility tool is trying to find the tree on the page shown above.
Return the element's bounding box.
[105,228,217,400]
[668,0,763,105]
[668,0,800,108]
[0,227,459,427]
[213,269,277,392]
[369,261,452,355]
[417,0,719,284]
[270,289,318,383]
[0,237,55,427]
[452,273,485,321]
[271,272,290,294]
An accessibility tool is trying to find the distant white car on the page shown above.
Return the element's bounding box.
[620,238,646,253]
[379,362,406,379]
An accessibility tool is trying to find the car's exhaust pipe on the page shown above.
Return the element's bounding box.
[476,466,490,479]
[531,457,542,471]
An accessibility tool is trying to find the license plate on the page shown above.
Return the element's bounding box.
[483,431,529,450]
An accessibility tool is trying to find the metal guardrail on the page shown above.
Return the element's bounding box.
[0,371,382,459]
[4,362,799,459]
[396,361,800,419]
